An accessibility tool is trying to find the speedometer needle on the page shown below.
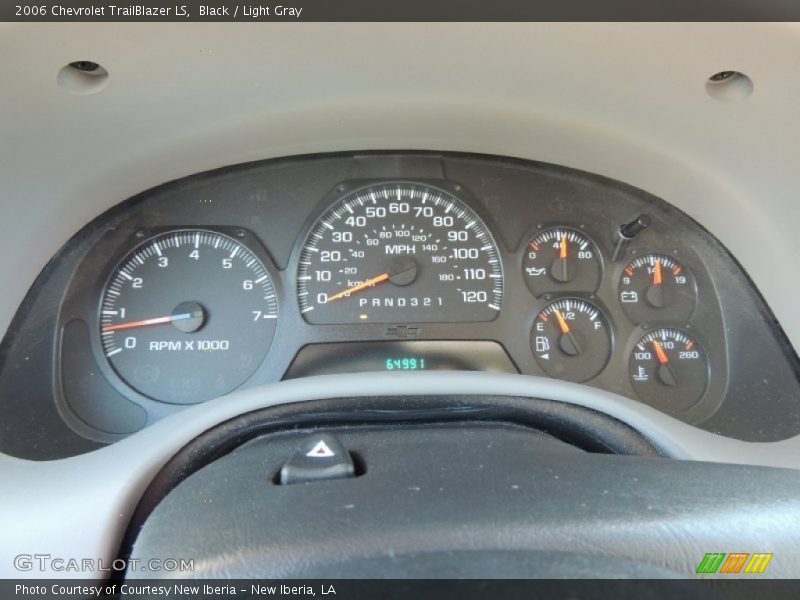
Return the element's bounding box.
[102,312,193,332]
[325,273,390,303]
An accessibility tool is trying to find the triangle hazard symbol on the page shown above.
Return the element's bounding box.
[306,440,335,458]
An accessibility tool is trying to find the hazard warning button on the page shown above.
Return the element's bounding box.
[279,433,356,485]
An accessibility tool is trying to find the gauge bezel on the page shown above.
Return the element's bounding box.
[519,223,605,297]
[622,323,724,421]
[35,153,782,451]
[294,180,505,325]
[617,252,698,325]
[89,226,282,409]
[628,326,709,413]
[530,294,615,383]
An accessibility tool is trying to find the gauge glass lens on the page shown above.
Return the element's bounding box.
[629,328,708,412]
[523,227,602,296]
[297,183,503,324]
[99,230,278,404]
[531,298,612,382]
[619,254,696,324]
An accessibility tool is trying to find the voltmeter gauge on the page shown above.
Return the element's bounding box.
[522,227,602,296]
[619,254,696,324]
[629,328,708,412]
[531,298,612,383]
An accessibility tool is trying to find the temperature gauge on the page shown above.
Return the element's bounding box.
[629,328,708,412]
[531,298,612,383]
[523,227,602,296]
[619,254,696,324]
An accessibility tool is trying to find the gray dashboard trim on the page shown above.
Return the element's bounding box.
[2,370,799,578]
[4,23,800,360]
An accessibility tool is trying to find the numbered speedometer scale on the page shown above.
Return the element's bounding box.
[99,230,278,404]
[297,183,503,324]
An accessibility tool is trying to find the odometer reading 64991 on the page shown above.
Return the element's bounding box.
[297,183,503,324]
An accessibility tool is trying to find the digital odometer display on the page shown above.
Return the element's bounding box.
[297,183,503,324]
[284,341,518,379]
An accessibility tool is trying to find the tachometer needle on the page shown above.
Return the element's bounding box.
[325,272,390,303]
[102,312,193,332]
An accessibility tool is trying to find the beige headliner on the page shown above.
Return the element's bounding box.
[1,23,798,349]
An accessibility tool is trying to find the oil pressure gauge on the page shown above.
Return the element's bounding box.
[629,328,708,413]
[619,254,696,324]
[522,227,602,296]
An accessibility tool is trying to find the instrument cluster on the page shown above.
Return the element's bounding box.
[2,152,799,457]
[92,180,715,417]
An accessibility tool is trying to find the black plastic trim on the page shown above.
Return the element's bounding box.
[114,393,663,578]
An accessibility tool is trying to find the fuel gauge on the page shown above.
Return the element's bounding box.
[619,254,696,324]
[531,298,612,383]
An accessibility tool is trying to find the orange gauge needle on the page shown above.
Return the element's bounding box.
[325,272,390,303]
[554,309,571,334]
[559,234,568,259]
[653,259,663,285]
[102,312,193,332]
[652,340,669,364]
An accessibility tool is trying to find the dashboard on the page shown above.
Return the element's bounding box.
[1,152,799,459]
[6,20,800,584]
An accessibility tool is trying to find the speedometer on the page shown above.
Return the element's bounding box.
[297,183,503,324]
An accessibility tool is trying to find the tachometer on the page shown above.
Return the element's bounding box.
[99,229,278,404]
[297,183,503,323]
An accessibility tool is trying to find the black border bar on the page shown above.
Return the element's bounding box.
[4,579,800,600]
[4,0,800,22]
